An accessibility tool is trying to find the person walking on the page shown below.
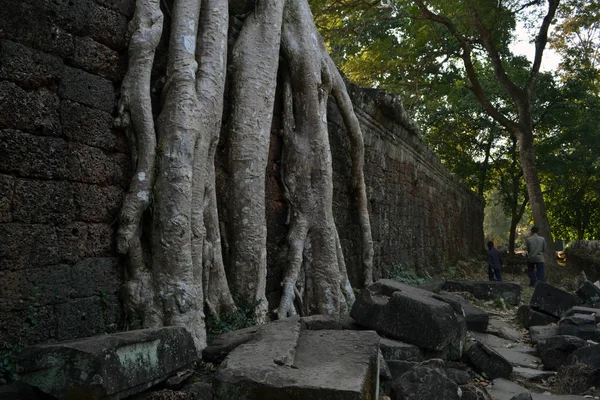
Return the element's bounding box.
[526,226,546,287]
[487,241,503,281]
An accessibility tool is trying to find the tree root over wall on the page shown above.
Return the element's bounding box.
[118,0,373,350]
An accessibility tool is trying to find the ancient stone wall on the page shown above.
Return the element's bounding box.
[0,0,483,346]
[0,0,135,345]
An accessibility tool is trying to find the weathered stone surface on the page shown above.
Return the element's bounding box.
[437,291,489,333]
[181,381,213,400]
[390,359,460,400]
[510,393,533,400]
[379,350,392,381]
[72,183,124,223]
[576,280,600,306]
[67,143,130,187]
[0,224,60,271]
[12,180,74,224]
[516,305,558,329]
[511,367,555,382]
[202,325,260,364]
[300,315,343,330]
[67,36,124,82]
[565,241,600,282]
[18,327,198,400]
[380,337,422,361]
[60,100,125,152]
[213,319,379,400]
[491,348,541,369]
[0,381,58,400]
[464,341,513,380]
[460,383,492,400]
[0,40,63,89]
[529,325,560,344]
[529,282,581,318]
[442,280,522,305]
[0,82,60,135]
[566,344,600,368]
[558,313,600,341]
[58,66,115,112]
[488,378,582,400]
[56,222,114,263]
[0,130,69,179]
[351,280,466,352]
[387,360,418,381]
[538,335,589,370]
[487,319,521,342]
[0,174,14,222]
[561,305,600,322]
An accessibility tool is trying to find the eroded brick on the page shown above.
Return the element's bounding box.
[0,40,64,89]
[12,179,74,224]
[60,101,122,151]
[0,224,60,271]
[0,174,13,222]
[57,222,114,263]
[68,143,130,187]
[58,66,115,112]
[0,130,69,178]
[0,82,61,135]
[67,36,124,82]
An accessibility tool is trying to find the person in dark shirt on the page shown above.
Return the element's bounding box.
[487,241,503,281]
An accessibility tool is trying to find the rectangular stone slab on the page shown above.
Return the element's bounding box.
[18,327,198,400]
[213,319,380,400]
[442,280,522,305]
[530,282,581,318]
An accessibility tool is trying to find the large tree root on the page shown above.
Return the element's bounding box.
[226,0,286,323]
[277,0,371,319]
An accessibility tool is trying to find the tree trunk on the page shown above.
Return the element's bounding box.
[226,0,286,322]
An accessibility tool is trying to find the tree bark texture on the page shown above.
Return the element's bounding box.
[118,0,374,350]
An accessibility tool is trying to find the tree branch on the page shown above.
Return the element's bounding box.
[527,0,560,92]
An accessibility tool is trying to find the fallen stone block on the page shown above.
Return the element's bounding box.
[379,350,392,381]
[529,282,581,318]
[351,280,466,352]
[558,313,600,341]
[511,367,555,382]
[390,359,461,400]
[566,344,600,369]
[516,305,558,329]
[437,291,489,333]
[442,280,522,305]
[561,305,600,322]
[537,335,589,370]
[576,280,600,306]
[212,318,379,400]
[463,341,513,380]
[299,315,343,330]
[529,324,559,344]
[491,347,541,369]
[460,383,492,400]
[379,337,422,361]
[386,360,418,381]
[202,325,259,364]
[18,327,198,400]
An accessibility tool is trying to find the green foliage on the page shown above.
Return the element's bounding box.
[385,263,426,286]
[0,286,41,384]
[205,297,261,342]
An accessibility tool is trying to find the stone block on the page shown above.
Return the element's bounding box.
[0,130,69,179]
[379,337,423,361]
[95,0,136,17]
[530,282,581,318]
[299,314,343,330]
[390,359,461,400]
[350,279,466,352]
[511,367,555,382]
[45,0,91,35]
[566,344,600,369]
[442,280,522,305]
[73,183,124,223]
[0,264,72,305]
[0,302,56,345]
[0,174,13,222]
[0,82,61,135]
[0,224,60,271]
[0,40,63,89]
[88,4,128,50]
[437,291,489,333]
[68,143,130,187]
[54,297,108,341]
[213,319,379,400]
[576,280,600,306]
[516,305,558,329]
[558,313,600,341]
[18,327,198,399]
[202,325,260,364]
[60,100,126,152]
[529,325,559,344]
[70,257,122,299]
[561,306,600,322]
[538,335,589,370]
[0,0,75,59]
[464,341,513,380]
[67,36,124,81]
[58,66,115,112]
[56,223,114,263]
[12,179,74,224]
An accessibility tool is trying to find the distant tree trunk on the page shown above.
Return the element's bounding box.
[117,0,374,350]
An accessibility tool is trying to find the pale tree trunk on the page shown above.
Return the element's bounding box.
[227,0,286,322]
[116,0,163,329]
